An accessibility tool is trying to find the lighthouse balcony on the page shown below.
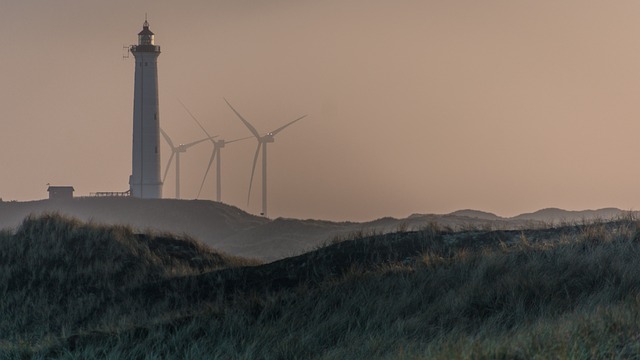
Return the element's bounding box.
[130,45,161,53]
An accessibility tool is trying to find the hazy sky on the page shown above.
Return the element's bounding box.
[2,1,640,221]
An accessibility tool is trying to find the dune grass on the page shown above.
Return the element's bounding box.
[3,214,640,358]
[0,213,256,353]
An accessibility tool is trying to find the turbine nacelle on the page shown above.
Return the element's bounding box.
[176,144,189,152]
[261,135,275,143]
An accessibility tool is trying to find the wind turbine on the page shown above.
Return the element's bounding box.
[178,100,251,202]
[160,127,212,199]
[225,98,307,217]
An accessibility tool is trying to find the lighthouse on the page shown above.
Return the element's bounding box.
[129,19,162,198]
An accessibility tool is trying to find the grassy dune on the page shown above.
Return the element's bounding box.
[0,214,257,357]
[3,214,640,358]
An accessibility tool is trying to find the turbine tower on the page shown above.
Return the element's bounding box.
[225,98,307,217]
[129,18,162,198]
[197,137,251,201]
[160,128,211,199]
[179,101,250,202]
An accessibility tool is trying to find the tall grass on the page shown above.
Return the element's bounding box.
[4,215,640,358]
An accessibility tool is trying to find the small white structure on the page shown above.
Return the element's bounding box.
[129,19,162,199]
[47,186,74,200]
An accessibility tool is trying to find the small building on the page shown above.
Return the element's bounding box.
[47,186,74,200]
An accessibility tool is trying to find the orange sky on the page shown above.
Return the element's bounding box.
[2,1,640,221]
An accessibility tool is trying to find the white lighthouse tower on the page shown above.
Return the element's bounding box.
[129,19,162,198]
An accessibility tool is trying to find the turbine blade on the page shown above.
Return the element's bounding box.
[225,135,253,145]
[197,149,217,199]
[160,128,176,149]
[178,98,216,142]
[224,98,261,139]
[183,136,214,149]
[247,143,261,206]
[162,151,175,183]
[270,114,308,136]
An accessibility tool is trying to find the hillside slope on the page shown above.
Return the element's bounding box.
[512,207,625,222]
[0,197,267,251]
[0,198,629,261]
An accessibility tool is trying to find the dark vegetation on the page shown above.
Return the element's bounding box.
[3,213,640,358]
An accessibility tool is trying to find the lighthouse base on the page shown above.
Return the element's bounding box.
[129,176,162,199]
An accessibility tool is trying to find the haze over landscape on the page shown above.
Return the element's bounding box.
[2,1,640,221]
